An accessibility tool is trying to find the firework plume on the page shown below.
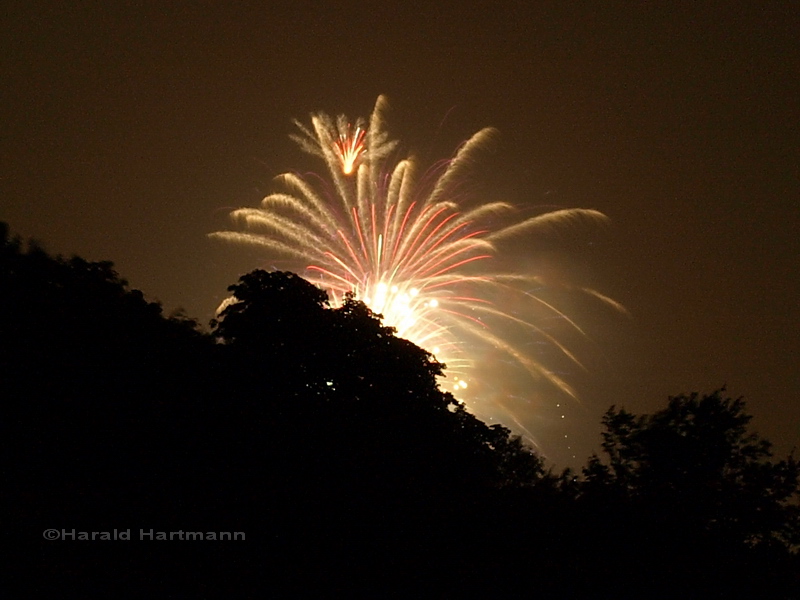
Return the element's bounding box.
[211,96,622,440]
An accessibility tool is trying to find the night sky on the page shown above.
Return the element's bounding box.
[3,2,798,467]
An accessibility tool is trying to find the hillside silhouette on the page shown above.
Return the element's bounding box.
[3,222,798,597]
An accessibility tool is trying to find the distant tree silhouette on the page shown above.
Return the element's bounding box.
[575,390,800,597]
[583,389,799,550]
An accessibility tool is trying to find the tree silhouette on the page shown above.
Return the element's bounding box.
[2,223,211,524]
[210,269,549,494]
[583,389,799,551]
[574,390,800,597]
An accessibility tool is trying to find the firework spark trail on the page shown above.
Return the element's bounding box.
[212,95,621,439]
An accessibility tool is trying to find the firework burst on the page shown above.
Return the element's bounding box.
[211,96,622,442]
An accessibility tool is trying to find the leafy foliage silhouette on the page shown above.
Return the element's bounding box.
[578,390,800,596]
[583,390,800,549]
[211,269,547,493]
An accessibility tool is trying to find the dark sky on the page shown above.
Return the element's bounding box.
[3,1,798,467]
